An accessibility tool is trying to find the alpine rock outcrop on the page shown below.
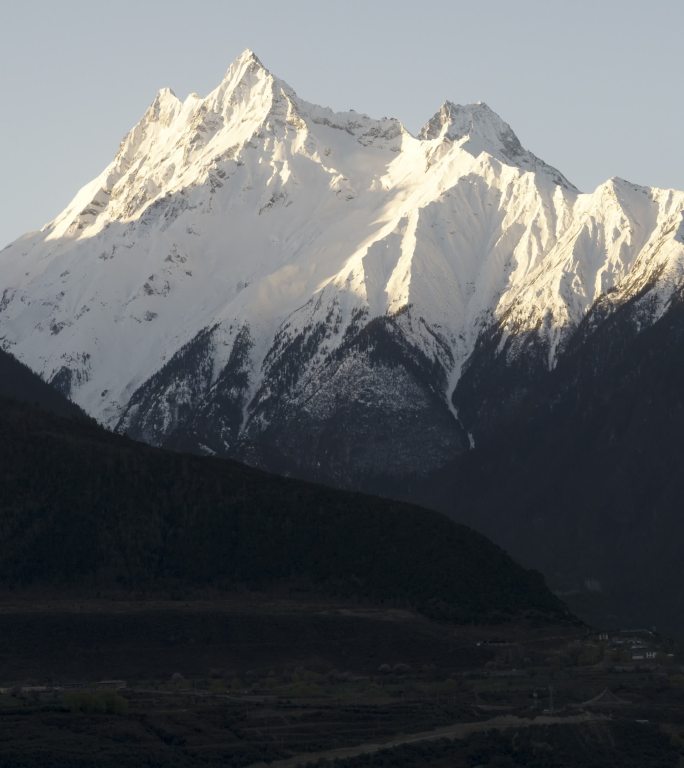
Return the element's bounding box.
[1,49,683,492]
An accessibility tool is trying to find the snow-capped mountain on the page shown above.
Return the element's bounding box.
[1,49,683,489]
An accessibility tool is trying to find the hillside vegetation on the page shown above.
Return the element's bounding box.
[0,394,564,623]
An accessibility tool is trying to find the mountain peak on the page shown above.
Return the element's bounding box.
[151,86,180,110]
[236,48,262,65]
[420,100,575,188]
[420,100,523,153]
[206,47,280,111]
[221,48,270,83]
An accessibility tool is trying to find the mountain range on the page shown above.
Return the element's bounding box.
[2,50,683,629]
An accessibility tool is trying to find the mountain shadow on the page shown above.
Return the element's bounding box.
[429,287,684,632]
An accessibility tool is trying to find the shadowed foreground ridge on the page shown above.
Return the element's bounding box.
[0,347,87,421]
[0,392,565,623]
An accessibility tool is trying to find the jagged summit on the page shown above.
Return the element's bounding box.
[420,100,508,141]
[419,99,576,188]
[235,47,263,66]
[96,49,570,185]
[211,47,278,100]
[131,50,564,170]
[218,47,271,85]
[155,86,179,102]
[146,87,181,124]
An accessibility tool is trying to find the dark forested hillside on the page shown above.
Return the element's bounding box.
[433,288,684,631]
[0,393,565,623]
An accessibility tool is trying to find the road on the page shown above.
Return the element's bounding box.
[248,712,603,768]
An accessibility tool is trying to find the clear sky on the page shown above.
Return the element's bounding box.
[1,0,682,248]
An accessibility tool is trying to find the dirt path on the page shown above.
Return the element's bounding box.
[248,712,602,768]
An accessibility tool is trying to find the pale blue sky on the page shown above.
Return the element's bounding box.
[1,0,682,247]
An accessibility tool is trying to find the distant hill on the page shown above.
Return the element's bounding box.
[0,375,566,623]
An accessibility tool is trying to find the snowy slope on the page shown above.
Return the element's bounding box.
[1,49,683,485]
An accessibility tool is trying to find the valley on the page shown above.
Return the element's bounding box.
[0,595,681,768]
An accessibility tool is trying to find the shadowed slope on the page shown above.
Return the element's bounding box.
[0,386,566,623]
